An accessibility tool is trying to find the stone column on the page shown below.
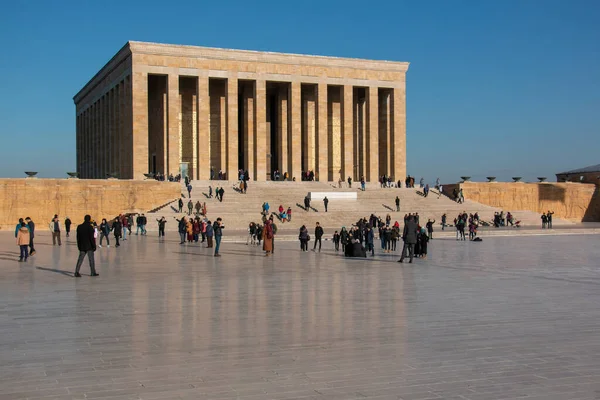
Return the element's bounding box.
[255,79,267,181]
[116,81,123,179]
[227,76,238,180]
[367,87,379,182]
[167,74,180,177]
[392,83,406,182]
[379,90,392,177]
[278,84,289,177]
[131,72,149,179]
[290,81,301,181]
[242,83,255,179]
[197,76,210,180]
[317,83,329,182]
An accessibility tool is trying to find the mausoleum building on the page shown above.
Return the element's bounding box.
[73,41,409,181]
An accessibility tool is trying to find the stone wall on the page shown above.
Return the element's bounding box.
[0,179,180,230]
[443,182,600,222]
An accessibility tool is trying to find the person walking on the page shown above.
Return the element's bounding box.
[246,222,256,245]
[366,225,375,256]
[112,217,122,247]
[441,214,447,230]
[187,183,193,198]
[205,220,214,248]
[49,215,62,246]
[195,201,202,215]
[426,219,436,240]
[25,217,36,256]
[323,196,329,212]
[178,198,184,213]
[16,221,30,262]
[64,216,72,237]
[287,207,292,222]
[98,218,110,247]
[218,187,225,202]
[398,216,419,263]
[177,216,187,244]
[213,218,223,257]
[262,220,274,257]
[136,214,143,235]
[313,222,324,252]
[74,215,99,277]
[333,230,340,252]
[395,196,400,212]
[541,213,547,229]
[187,200,193,216]
[347,176,352,188]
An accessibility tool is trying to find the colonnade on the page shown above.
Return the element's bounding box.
[77,74,405,182]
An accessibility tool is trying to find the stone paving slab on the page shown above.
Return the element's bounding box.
[1,233,600,399]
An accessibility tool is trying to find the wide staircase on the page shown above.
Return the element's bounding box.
[144,180,573,232]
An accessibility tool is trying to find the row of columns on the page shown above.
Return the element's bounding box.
[76,76,132,179]
[77,73,405,181]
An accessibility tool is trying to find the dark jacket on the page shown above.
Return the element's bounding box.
[402,220,419,244]
[27,221,35,239]
[76,222,96,252]
[213,222,223,236]
[112,220,122,237]
[315,226,324,239]
[178,219,186,233]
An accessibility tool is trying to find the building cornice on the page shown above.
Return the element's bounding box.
[129,41,410,74]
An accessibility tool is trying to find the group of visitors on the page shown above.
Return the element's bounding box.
[176,215,224,256]
[151,172,181,182]
[246,217,278,256]
[541,211,555,229]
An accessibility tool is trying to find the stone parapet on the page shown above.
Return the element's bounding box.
[443,182,600,222]
[0,179,180,230]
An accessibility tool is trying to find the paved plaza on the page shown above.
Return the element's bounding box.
[1,232,600,399]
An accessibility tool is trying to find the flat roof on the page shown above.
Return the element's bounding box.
[557,164,600,175]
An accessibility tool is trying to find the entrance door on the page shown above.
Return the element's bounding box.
[180,162,189,180]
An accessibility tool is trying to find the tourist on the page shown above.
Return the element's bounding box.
[127,214,134,234]
[25,217,36,256]
[419,227,429,259]
[426,219,436,240]
[333,230,340,252]
[176,216,187,244]
[112,217,122,247]
[541,213,547,229]
[136,214,143,235]
[547,210,554,229]
[187,183,192,198]
[287,206,292,222]
[213,218,223,257]
[178,198,183,213]
[157,217,166,237]
[395,196,400,212]
[347,176,352,188]
[441,213,447,230]
[458,188,465,204]
[340,226,349,253]
[262,219,274,257]
[361,177,366,191]
[208,186,213,198]
[323,196,329,212]
[16,221,30,262]
[64,216,72,237]
[247,222,256,245]
[205,220,214,248]
[398,216,419,263]
[298,225,309,252]
[419,177,424,188]
[338,176,343,188]
[49,215,62,246]
[186,218,194,243]
[74,215,99,277]
[187,199,193,215]
[424,184,430,197]
[366,225,375,256]
[313,222,324,252]
[195,200,201,215]
[278,204,284,219]
[391,223,400,251]
[383,226,392,253]
[118,215,127,240]
[255,224,263,246]
[304,195,310,211]
[98,218,110,247]
[438,184,443,198]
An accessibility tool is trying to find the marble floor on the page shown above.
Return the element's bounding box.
[1,232,600,400]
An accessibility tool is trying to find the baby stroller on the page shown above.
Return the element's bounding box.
[514,220,521,228]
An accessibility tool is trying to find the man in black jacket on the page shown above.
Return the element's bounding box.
[398,216,419,263]
[313,222,324,252]
[25,217,36,256]
[74,215,99,277]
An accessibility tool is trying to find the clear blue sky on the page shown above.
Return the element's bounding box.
[0,0,598,183]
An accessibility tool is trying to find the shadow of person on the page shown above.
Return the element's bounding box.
[36,266,75,277]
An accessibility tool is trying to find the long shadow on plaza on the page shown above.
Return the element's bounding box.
[36,266,74,276]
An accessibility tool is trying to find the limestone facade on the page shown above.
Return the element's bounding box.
[74,41,409,181]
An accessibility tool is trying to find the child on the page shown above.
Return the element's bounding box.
[333,231,341,252]
[16,222,30,262]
